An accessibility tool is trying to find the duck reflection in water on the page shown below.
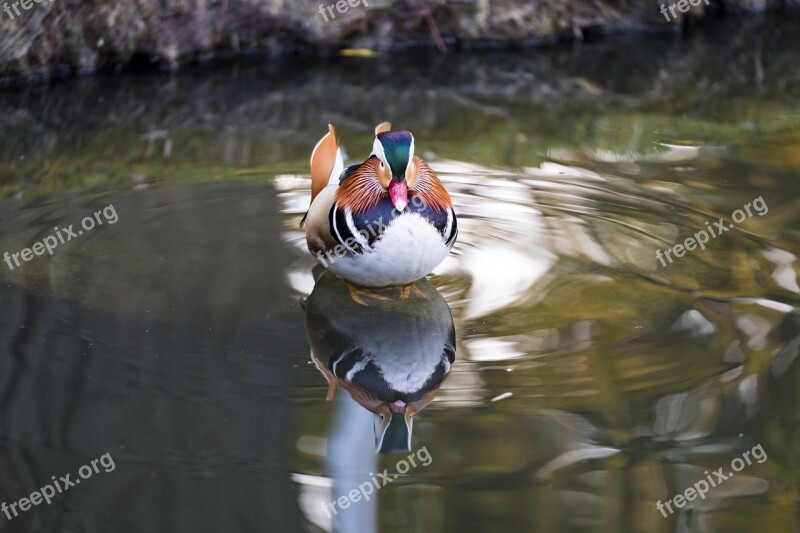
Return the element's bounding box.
[304,269,456,453]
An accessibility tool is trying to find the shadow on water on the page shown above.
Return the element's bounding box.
[0,10,799,533]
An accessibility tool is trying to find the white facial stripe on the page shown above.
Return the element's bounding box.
[372,137,387,166]
[408,134,415,161]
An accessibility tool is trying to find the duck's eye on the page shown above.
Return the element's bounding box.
[380,161,385,169]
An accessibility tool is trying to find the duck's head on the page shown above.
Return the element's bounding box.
[372,130,416,212]
[374,401,414,454]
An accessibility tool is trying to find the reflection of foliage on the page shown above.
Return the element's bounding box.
[430,281,800,530]
[2,13,800,196]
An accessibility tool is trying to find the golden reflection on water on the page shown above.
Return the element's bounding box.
[283,147,798,531]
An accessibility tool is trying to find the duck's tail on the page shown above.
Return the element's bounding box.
[302,124,344,228]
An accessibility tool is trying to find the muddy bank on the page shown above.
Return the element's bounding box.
[0,0,796,83]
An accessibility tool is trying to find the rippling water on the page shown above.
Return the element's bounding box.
[0,13,799,533]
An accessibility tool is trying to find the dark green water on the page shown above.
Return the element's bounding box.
[0,13,799,533]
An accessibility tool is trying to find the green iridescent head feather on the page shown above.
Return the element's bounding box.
[377,131,414,180]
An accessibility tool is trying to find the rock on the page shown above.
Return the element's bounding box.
[0,0,797,83]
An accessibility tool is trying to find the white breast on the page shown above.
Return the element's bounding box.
[327,213,451,287]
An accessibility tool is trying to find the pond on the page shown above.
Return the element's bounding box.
[0,12,798,533]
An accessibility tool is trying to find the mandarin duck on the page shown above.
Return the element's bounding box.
[302,122,457,288]
[305,268,455,453]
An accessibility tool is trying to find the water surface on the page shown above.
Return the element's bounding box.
[0,13,799,533]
